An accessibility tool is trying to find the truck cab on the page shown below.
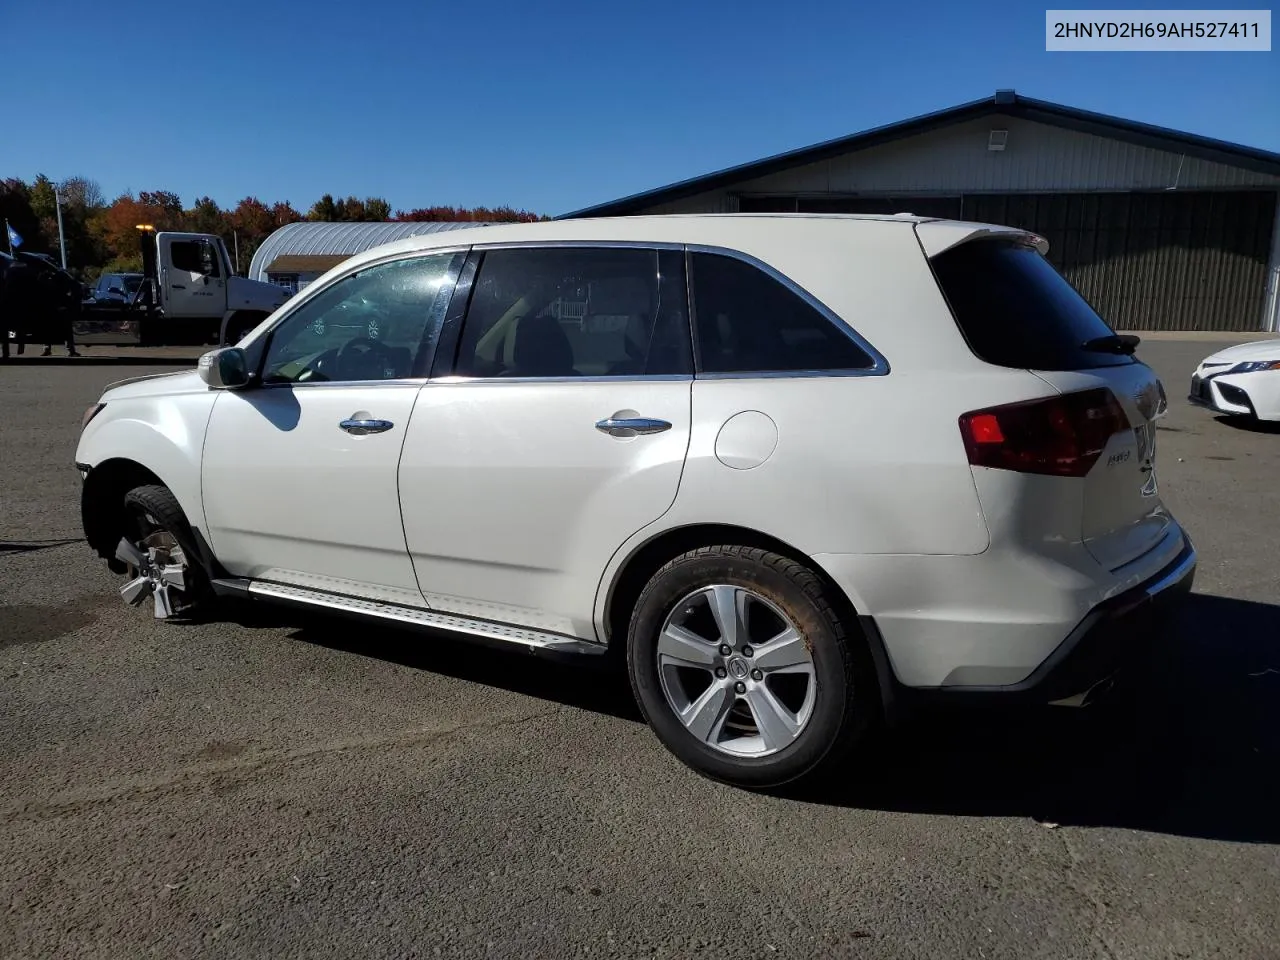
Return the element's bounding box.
[118,231,287,345]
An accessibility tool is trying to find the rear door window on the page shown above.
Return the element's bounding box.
[929,238,1133,370]
[453,247,692,378]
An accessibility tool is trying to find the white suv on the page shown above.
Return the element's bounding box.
[75,214,1195,788]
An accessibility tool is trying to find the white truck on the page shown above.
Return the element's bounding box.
[86,228,287,346]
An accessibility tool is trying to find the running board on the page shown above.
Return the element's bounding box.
[211,578,606,658]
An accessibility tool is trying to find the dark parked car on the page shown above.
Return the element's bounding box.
[87,272,144,309]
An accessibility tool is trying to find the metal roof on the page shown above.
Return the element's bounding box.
[249,221,494,281]
[561,89,1280,218]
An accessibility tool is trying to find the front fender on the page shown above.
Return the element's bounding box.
[76,392,219,542]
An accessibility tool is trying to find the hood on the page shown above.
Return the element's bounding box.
[228,275,287,313]
[1201,339,1280,365]
[102,369,207,401]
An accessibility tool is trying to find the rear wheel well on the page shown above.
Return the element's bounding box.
[606,524,855,644]
[82,459,165,569]
[605,523,898,720]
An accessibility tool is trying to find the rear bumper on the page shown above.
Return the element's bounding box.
[993,534,1194,703]
[885,533,1196,706]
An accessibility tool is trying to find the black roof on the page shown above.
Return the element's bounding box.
[561,89,1280,219]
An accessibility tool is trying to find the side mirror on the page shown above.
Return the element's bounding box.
[197,347,250,389]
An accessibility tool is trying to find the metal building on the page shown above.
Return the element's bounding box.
[249,221,494,293]
[565,90,1280,332]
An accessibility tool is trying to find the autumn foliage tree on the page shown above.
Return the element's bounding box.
[393,205,544,223]
[3,173,547,277]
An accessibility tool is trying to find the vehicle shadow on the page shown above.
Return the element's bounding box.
[1213,414,1280,434]
[0,538,83,554]
[218,592,1279,843]
[219,599,642,723]
[814,592,1280,844]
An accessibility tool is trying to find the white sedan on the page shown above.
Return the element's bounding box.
[1189,340,1280,420]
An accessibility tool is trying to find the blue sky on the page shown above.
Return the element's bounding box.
[6,0,1277,216]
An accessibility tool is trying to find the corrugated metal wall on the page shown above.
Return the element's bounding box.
[639,116,1280,215]
[962,191,1277,332]
[748,116,1280,194]
[740,190,1277,331]
[248,221,494,283]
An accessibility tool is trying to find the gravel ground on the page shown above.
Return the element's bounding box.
[2,340,1278,960]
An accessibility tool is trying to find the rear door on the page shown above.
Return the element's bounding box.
[926,232,1170,571]
[397,244,693,638]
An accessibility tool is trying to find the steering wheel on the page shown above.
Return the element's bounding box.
[336,336,398,380]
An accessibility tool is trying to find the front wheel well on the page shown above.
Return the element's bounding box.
[82,459,165,568]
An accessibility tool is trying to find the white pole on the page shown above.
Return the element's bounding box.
[54,189,68,269]
[234,230,240,274]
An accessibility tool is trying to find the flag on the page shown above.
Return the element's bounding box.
[5,221,21,249]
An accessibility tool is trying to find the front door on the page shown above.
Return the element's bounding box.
[399,245,693,638]
[158,233,225,318]
[202,250,465,605]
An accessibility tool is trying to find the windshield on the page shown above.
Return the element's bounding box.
[929,238,1133,371]
[123,276,143,294]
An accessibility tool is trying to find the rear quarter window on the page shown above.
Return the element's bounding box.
[929,238,1133,371]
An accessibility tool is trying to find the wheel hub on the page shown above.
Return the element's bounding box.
[656,583,818,758]
[116,533,189,620]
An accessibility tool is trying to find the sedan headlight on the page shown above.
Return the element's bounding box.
[1230,360,1280,373]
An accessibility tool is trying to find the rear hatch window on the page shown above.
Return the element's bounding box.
[929,238,1133,371]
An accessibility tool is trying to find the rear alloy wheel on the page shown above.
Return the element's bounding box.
[116,485,210,620]
[658,585,816,757]
[627,545,877,789]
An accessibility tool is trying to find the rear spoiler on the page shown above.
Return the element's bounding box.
[914,221,1049,258]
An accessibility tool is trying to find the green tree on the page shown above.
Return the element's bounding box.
[55,176,108,275]
[307,194,339,220]
[364,197,391,220]
[186,196,227,236]
[0,178,43,254]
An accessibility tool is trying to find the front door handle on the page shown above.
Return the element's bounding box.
[340,418,394,435]
[595,417,672,437]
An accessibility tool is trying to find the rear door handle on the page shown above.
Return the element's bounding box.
[595,417,672,437]
[340,418,394,435]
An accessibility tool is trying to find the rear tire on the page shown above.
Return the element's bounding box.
[626,545,877,789]
[116,484,213,620]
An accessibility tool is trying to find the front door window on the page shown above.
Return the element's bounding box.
[261,252,465,384]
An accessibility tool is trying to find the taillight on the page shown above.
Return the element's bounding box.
[959,388,1129,478]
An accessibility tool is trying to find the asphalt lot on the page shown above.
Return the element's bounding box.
[2,340,1279,960]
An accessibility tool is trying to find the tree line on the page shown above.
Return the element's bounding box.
[0,175,545,280]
